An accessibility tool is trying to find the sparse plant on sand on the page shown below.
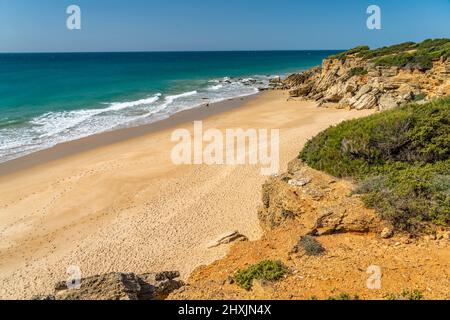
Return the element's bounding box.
[384,289,424,300]
[234,260,287,290]
[327,293,360,300]
[292,235,325,256]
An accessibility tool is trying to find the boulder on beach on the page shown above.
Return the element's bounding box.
[33,271,184,301]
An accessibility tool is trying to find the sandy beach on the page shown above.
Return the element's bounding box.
[0,91,374,299]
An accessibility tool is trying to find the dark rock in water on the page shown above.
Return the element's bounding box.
[34,271,183,301]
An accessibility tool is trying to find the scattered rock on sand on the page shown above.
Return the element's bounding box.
[252,279,275,296]
[381,227,395,239]
[207,231,248,249]
[288,178,312,187]
[225,276,235,285]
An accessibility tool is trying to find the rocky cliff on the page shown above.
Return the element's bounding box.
[169,160,450,300]
[32,40,450,301]
[284,39,450,111]
[258,159,384,235]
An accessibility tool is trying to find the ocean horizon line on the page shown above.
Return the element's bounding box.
[0,49,346,55]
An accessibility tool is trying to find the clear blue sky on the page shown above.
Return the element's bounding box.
[0,0,449,52]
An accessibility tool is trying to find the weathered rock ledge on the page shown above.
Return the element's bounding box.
[258,159,385,235]
[283,54,450,111]
[33,271,183,300]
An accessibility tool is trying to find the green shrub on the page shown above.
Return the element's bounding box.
[293,235,325,256]
[359,42,417,60]
[372,52,437,70]
[372,53,414,68]
[358,164,450,231]
[328,293,360,300]
[385,289,424,300]
[332,39,450,70]
[401,289,424,301]
[349,67,368,77]
[328,46,370,60]
[234,260,287,290]
[411,54,434,70]
[299,97,450,231]
[412,93,427,102]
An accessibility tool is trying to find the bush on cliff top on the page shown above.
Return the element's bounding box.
[349,67,368,77]
[329,38,450,70]
[328,46,369,60]
[359,41,417,60]
[299,97,450,231]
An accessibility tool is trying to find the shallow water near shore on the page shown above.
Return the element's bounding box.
[0,51,338,162]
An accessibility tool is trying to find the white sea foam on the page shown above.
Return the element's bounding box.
[108,94,161,110]
[29,93,162,139]
[208,84,223,91]
[162,91,198,105]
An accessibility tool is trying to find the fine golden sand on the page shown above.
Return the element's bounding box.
[0,91,374,299]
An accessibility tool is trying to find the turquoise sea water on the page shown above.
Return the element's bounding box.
[0,51,338,162]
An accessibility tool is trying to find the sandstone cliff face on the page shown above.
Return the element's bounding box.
[285,55,450,111]
[258,159,384,235]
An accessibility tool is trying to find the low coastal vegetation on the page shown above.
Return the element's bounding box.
[384,289,424,301]
[293,236,325,256]
[328,45,370,60]
[300,97,450,232]
[348,67,368,77]
[234,260,287,290]
[310,293,361,300]
[329,38,450,71]
[327,293,360,301]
